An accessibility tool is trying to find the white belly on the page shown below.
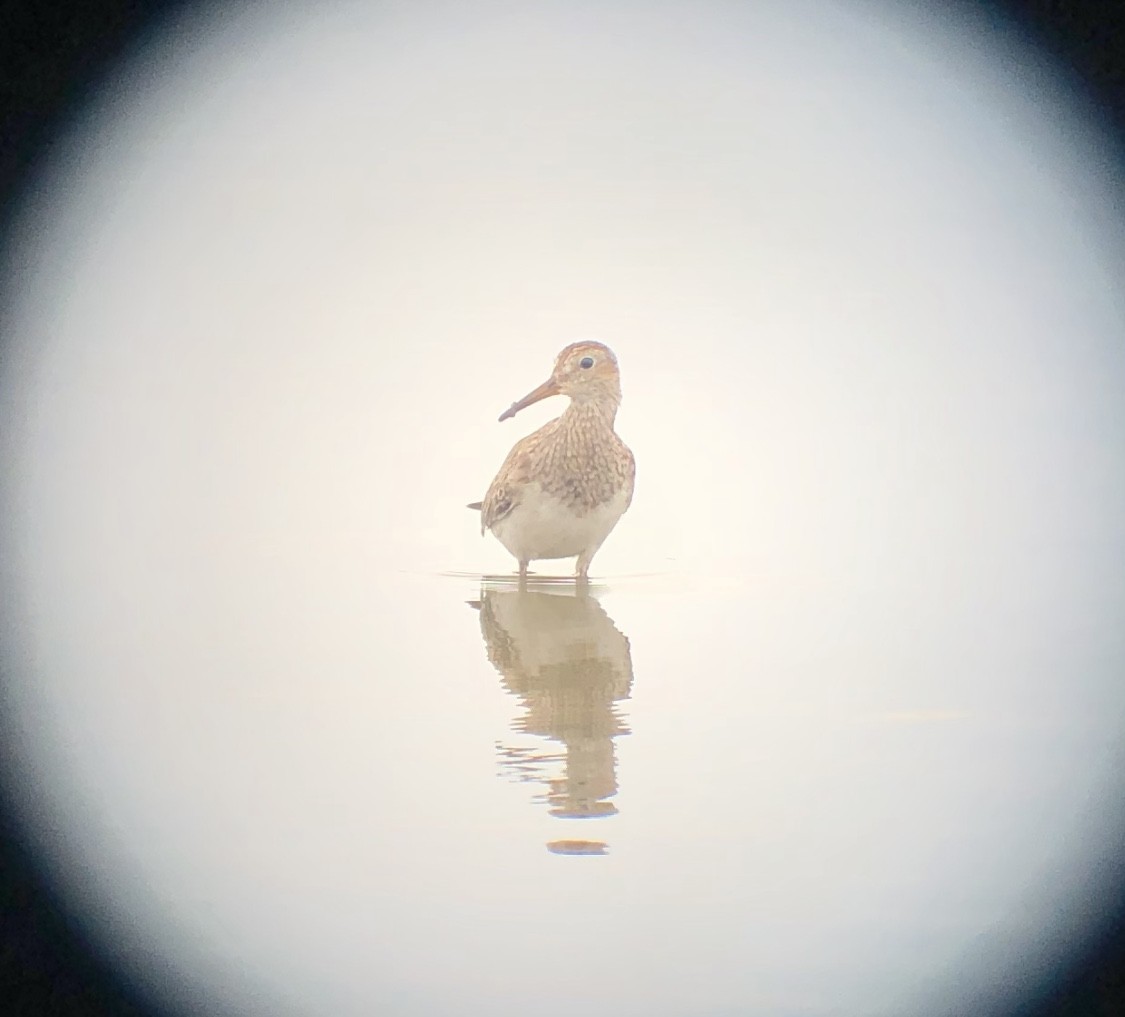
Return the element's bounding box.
[490,483,630,563]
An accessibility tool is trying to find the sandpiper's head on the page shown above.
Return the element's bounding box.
[498,341,622,422]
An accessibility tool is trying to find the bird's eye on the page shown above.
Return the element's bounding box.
[579,356,594,369]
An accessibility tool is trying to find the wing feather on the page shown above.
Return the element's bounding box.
[480,431,542,534]
[622,444,637,511]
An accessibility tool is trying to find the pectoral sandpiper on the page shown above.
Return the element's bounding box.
[468,341,635,581]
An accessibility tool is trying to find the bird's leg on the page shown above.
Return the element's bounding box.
[575,553,592,584]
[518,560,528,589]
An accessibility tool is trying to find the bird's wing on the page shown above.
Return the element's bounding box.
[480,432,541,535]
[622,443,637,511]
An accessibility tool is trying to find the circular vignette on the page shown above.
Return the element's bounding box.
[2,2,190,1015]
[0,3,1124,1017]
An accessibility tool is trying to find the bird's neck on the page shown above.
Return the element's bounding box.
[562,394,620,430]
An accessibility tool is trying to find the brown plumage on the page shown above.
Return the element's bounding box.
[469,341,635,580]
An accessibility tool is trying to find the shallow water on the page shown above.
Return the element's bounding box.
[9,553,1121,1016]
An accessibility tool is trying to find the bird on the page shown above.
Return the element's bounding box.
[468,340,635,582]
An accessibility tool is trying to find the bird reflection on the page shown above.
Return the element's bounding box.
[469,581,633,842]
